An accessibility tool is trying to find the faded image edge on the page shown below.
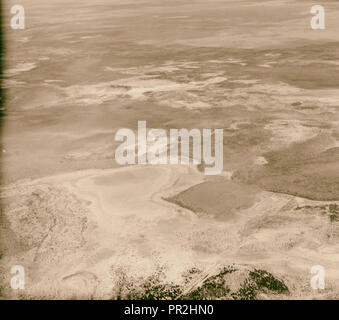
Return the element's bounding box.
[0,0,338,300]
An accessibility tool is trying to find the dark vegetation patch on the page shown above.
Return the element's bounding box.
[329,204,339,222]
[295,204,339,223]
[113,266,183,300]
[230,269,288,300]
[181,266,236,299]
[249,269,289,294]
[112,265,289,300]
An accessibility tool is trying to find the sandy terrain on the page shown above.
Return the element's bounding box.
[1,163,338,299]
[1,0,339,299]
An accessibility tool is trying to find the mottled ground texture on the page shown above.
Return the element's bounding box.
[0,0,338,299]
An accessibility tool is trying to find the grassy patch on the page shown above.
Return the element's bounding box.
[112,265,288,300]
[232,269,289,300]
[181,266,236,300]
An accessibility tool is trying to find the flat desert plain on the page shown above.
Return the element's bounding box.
[0,0,339,299]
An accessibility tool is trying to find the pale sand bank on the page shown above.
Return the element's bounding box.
[1,164,338,299]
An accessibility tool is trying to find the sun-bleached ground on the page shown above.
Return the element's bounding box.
[1,0,339,299]
[1,164,338,299]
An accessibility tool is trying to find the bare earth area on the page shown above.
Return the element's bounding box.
[0,0,339,299]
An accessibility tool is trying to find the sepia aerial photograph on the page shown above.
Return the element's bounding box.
[0,0,338,302]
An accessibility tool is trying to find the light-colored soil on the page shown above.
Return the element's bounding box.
[1,0,339,299]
